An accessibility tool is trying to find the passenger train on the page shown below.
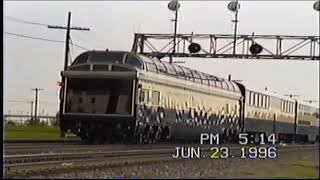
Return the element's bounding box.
[58,50,319,144]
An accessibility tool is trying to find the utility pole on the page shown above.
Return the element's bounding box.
[31,88,44,123]
[48,12,90,138]
[47,12,90,71]
[30,101,33,121]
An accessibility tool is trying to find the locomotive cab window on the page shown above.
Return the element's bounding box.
[151,91,160,106]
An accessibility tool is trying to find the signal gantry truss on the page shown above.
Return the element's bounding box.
[131,33,320,61]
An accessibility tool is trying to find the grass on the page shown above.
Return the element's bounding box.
[271,162,319,179]
[4,123,63,140]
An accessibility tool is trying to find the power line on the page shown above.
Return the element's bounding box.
[6,99,58,104]
[4,31,90,50]
[5,16,49,27]
[5,32,64,43]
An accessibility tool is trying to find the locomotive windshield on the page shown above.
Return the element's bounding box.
[65,78,134,115]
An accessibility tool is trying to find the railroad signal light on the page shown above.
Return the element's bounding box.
[188,43,201,53]
[249,43,263,55]
[168,0,181,11]
[227,1,240,12]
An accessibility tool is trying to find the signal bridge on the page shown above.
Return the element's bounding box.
[131,33,320,61]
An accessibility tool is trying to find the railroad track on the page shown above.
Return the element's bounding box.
[4,144,318,178]
[5,141,201,155]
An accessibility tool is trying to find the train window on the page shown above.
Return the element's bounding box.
[182,67,194,81]
[225,104,229,114]
[288,102,291,113]
[261,95,265,108]
[69,65,90,71]
[216,81,222,89]
[192,71,202,83]
[152,59,166,73]
[249,92,254,106]
[199,73,209,85]
[90,52,125,63]
[255,93,259,107]
[281,100,284,111]
[209,79,216,87]
[151,91,160,106]
[298,120,311,125]
[125,54,143,68]
[91,98,96,104]
[163,62,177,75]
[259,94,263,107]
[172,64,185,78]
[93,65,108,71]
[293,102,295,112]
[264,96,268,108]
[139,55,157,72]
[250,93,253,106]
[227,81,235,91]
[145,62,157,72]
[111,66,130,71]
[73,52,88,64]
[221,81,229,90]
[287,102,290,113]
[139,89,149,103]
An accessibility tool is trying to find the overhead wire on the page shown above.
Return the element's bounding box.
[5,31,90,50]
[5,15,50,27]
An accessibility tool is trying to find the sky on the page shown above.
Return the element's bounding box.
[3,1,320,116]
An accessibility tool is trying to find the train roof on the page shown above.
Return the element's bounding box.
[70,50,242,92]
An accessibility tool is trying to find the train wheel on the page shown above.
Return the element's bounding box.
[143,126,151,144]
[155,126,162,142]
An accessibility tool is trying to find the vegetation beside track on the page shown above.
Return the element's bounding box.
[271,162,318,179]
[4,123,71,140]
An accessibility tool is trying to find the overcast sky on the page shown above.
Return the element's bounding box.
[3,1,319,116]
